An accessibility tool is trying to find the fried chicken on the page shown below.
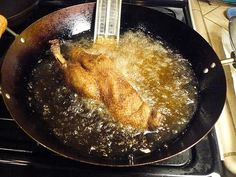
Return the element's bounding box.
[49,39,162,130]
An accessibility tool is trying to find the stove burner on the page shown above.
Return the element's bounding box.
[0,0,222,176]
[0,116,223,176]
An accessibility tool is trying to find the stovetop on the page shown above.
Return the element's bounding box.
[0,117,223,177]
[0,0,223,176]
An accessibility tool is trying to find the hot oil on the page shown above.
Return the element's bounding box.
[27,31,198,159]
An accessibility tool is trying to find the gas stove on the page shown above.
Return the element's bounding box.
[0,0,223,176]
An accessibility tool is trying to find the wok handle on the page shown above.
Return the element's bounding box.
[0,15,7,38]
[221,52,236,68]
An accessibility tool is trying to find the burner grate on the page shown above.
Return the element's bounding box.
[0,1,222,176]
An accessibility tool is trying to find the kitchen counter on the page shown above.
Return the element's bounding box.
[191,0,231,57]
[189,0,236,176]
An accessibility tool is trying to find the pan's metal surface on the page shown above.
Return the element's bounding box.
[0,3,226,166]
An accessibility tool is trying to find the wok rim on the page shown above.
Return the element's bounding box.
[0,2,226,167]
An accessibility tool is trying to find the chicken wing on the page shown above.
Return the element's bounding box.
[49,39,162,130]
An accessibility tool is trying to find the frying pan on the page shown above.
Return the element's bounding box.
[0,3,226,166]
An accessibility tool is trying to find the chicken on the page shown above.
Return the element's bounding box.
[49,39,162,130]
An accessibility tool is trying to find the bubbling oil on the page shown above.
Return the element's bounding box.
[27,31,198,159]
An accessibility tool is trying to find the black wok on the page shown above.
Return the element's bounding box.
[0,3,226,166]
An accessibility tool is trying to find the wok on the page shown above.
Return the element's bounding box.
[0,3,226,166]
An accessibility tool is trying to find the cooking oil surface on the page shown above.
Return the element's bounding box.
[27,31,198,158]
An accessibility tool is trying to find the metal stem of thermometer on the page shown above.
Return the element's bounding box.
[94,0,122,43]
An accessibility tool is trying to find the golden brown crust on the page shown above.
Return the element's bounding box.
[50,40,162,130]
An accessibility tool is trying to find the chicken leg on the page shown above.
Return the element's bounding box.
[49,39,162,130]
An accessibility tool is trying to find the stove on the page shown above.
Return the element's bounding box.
[0,0,223,176]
